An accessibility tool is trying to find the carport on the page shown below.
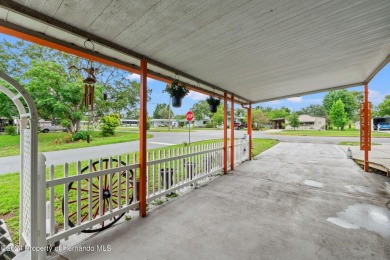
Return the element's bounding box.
[0,1,389,259]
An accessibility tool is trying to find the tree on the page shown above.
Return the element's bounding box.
[297,105,326,117]
[100,114,120,136]
[211,102,229,126]
[251,110,268,129]
[0,39,147,132]
[235,108,245,117]
[323,90,357,120]
[266,108,290,119]
[191,100,211,120]
[286,113,300,130]
[378,95,390,116]
[24,60,85,133]
[153,103,173,119]
[329,99,347,130]
[0,81,18,119]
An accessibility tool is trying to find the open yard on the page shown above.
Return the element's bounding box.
[269,129,390,137]
[0,132,152,157]
[0,138,277,243]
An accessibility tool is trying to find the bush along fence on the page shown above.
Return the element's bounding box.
[28,138,249,251]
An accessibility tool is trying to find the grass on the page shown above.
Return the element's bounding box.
[338,141,381,146]
[269,128,390,137]
[0,132,153,157]
[0,138,277,244]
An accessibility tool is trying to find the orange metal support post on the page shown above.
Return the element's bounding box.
[139,58,147,217]
[248,103,252,160]
[230,95,235,170]
[364,83,369,172]
[223,92,228,174]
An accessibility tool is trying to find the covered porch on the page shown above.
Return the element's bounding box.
[51,143,390,260]
[0,1,389,259]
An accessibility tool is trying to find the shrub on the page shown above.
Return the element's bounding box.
[5,125,17,136]
[72,130,93,141]
[100,115,120,137]
[205,121,214,128]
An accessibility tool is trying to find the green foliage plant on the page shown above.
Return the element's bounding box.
[4,125,17,136]
[329,99,347,130]
[100,114,120,137]
[164,80,189,98]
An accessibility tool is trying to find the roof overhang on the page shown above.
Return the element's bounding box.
[0,0,389,104]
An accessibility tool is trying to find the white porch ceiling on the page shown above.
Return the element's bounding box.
[0,0,389,103]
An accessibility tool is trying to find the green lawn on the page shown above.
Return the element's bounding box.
[269,129,390,137]
[0,138,276,243]
[0,132,153,157]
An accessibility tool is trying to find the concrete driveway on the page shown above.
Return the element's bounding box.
[53,142,390,260]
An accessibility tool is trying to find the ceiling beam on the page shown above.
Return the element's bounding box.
[252,82,364,104]
[0,1,250,103]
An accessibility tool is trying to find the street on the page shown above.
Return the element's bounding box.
[1,130,390,174]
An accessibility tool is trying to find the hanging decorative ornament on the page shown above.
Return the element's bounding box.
[69,60,98,110]
[69,39,99,111]
[103,93,108,101]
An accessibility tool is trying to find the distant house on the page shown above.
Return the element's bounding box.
[285,115,326,130]
[151,119,178,127]
[269,118,286,129]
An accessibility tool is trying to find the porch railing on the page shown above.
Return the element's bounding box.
[44,139,249,246]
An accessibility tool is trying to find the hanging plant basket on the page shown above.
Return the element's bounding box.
[164,80,189,108]
[206,96,221,113]
[172,95,183,108]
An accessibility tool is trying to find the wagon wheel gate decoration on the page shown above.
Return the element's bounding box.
[62,158,135,233]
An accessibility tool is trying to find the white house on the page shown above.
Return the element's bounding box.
[285,115,326,130]
[151,119,178,127]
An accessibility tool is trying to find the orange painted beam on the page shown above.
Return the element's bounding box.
[230,95,235,170]
[364,83,369,172]
[248,103,252,160]
[0,26,249,105]
[139,58,147,217]
[223,92,228,174]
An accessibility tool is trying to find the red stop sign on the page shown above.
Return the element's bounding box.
[186,111,194,121]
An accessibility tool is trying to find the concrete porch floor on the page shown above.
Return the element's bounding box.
[54,143,390,260]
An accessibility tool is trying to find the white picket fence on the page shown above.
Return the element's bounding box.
[43,138,249,246]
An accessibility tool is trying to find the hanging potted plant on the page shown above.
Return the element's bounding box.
[206,96,221,113]
[164,80,189,108]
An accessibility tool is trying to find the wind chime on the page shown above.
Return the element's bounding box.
[69,60,98,110]
[69,60,99,143]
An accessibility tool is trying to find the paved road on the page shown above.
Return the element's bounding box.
[1,130,390,174]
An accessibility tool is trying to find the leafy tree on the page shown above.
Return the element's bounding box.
[255,106,272,113]
[323,90,357,120]
[329,99,347,130]
[378,95,390,116]
[191,100,211,120]
[251,109,268,129]
[266,108,290,119]
[211,102,229,126]
[286,113,300,130]
[174,115,186,120]
[100,114,120,136]
[0,81,18,119]
[235,108,246,117]
[153,103,173,119]
[297,105,326,117]
[24,60,85,133]
[0,39,147,132]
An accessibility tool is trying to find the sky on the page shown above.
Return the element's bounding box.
[1,33,389,116]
